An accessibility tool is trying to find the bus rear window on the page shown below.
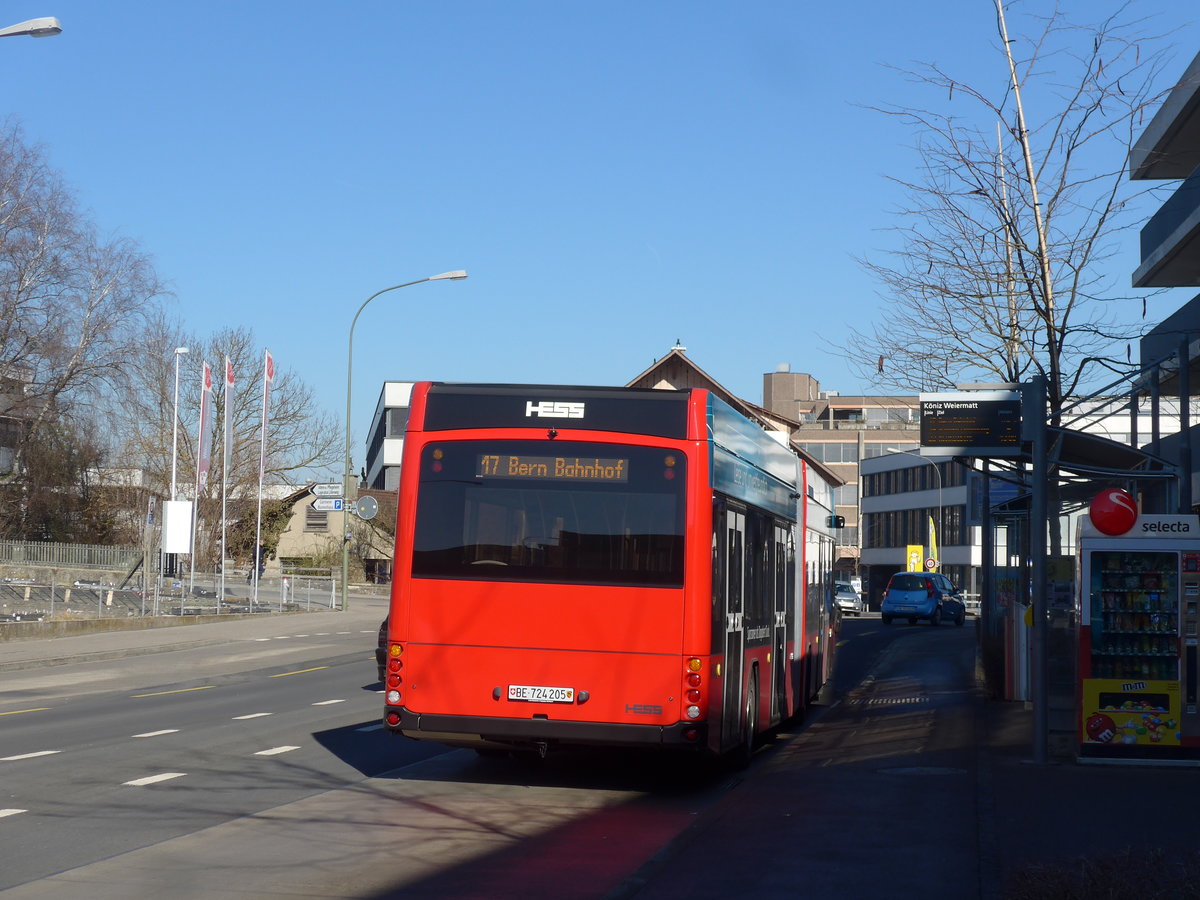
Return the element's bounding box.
[411,440,686,586]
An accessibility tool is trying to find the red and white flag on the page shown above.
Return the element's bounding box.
[223,355,235,470]
[195,361,215,492]
[258,349,274,482]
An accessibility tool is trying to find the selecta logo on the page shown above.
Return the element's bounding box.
[1089,488,1138,536]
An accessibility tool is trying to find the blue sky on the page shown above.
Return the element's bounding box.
[3,1,1197,457]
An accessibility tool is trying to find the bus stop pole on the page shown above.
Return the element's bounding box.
[1024,376,1049,764]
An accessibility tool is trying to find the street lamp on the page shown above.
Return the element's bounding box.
[171,347,190,501]
[342,270,468,611]
[886,447,943,568]
[0,17,62,38]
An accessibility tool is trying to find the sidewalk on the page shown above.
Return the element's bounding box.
[619,687,1200,900]
[0,594,389,672]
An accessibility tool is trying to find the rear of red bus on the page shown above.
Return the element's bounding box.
[381,383,714,755]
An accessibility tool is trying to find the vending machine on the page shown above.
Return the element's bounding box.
[1078,503,1200,762]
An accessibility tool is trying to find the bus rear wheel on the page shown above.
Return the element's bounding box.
[730,672,758,770]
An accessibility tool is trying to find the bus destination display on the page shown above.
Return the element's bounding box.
[477,454,630,482]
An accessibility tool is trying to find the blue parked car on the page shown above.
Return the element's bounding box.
[881,571,965,627]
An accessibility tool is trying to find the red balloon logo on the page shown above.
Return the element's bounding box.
[1089,489,1138,536]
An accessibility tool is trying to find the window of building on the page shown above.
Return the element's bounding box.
[833,484,859,506]
[387,407,410,437]
[305,507,329,532]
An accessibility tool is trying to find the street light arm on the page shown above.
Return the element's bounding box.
[0,17,62,38]
[342,271,468,610]
[344,279,433,501]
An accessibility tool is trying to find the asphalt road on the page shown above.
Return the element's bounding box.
[0,610,980,898]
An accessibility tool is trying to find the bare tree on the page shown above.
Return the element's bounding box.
[110,321,341,564]
[843,1,1176,420]
[0,121,167,540]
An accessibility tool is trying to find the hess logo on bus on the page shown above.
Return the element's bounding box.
[525,401,584,419]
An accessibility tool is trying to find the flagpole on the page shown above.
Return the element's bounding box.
[220,355,233,613]
[253,349,273,607]
[188,363,205,599]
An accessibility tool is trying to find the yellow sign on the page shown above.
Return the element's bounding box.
[907,545,923,572]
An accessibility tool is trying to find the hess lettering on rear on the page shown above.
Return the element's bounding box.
[525,401,585,419]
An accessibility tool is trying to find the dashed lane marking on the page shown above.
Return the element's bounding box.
[0,809,28,818]
[312,699,345,706]
[254,746,300,756]
[132,686,217,698]
[269,666,328,678]
[233,713,273,720]
[124,773,186,786]
[1,750,61,762]
[356,723,384,732]
[133,730,180,738]
[0,708,51,717]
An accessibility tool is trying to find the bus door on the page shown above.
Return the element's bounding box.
[771,523,790,720]
[722,508,746,747]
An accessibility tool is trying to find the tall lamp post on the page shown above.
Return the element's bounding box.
[887,447,943,569]
[342,270,468,611]
[0,17,61,38]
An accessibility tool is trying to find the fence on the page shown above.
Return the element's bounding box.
[0,539,141,571]
[0,569,340,622]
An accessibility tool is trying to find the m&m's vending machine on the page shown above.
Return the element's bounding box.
[1078,489,1200,762]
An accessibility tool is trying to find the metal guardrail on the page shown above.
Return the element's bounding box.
[0,539,141,570]
[0,571,340,621]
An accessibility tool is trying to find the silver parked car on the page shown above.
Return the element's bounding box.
[834,582,864,616]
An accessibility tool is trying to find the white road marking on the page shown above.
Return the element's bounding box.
[0,809,28,818]
[312,699,345,706]
[356,723,384,732]
[133,729,180,738]
[233,713,273,720]
[294,634,310,637]
[255,746,300,756]
[254,638,271,642]
[124,773,186,786]
[1,750,61,761]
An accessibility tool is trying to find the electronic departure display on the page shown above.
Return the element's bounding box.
[477,454,630,482]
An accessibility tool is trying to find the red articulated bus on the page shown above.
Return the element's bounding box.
[381,383,839,764]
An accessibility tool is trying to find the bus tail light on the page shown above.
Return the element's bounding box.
[386,644,404,699]
[684,657,704,719]
[385,711,401,727]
